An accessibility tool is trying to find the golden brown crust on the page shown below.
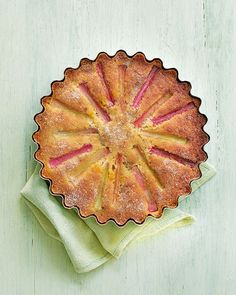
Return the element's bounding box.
[33,50,209,226]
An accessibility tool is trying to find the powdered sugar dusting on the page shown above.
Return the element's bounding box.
[70,90,81,100]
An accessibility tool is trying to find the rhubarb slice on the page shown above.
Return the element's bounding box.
[132,165,146,190]
[152,102,195,125]
[140,130,188,144]
[131,165,157,212]
[150,146,196,167]
[118,64,127,112]
[132,66,158,108]
[79,83,111,122]
[69,147,110,178]
[49,144,93,167]
[127,145,163,190]
[112,153,123,204]
[95,163,109,210]
[96,62,115,106]
[52,98,91,119]
[56,128,99,136]
[134,92,172,127]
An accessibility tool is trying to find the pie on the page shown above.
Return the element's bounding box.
[33,51,209,225]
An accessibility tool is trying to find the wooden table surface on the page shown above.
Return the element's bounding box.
[1,0,236,294]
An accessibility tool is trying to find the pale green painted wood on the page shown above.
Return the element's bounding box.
[0,0,235,294]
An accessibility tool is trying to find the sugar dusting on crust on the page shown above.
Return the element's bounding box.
[64,192,78,206]
[70,91,81,100]
[118,183,147,213]
[102,120,133,149]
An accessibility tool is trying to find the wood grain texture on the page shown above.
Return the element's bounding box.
[0,0,235,294]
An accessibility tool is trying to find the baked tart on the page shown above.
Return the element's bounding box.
[33,51,209,225]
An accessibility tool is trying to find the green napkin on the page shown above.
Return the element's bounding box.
[21,163,216,273]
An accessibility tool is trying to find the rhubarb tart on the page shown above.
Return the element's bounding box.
[33,51,209,225]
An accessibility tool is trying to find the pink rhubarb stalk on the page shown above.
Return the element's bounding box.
[113,153,123,203]
[134,92,173,127]
[49,144,93,167]
[118,64,127,112]
[134,106,154,128]
[152,102,195,125]
[132,166,157,212]
[132,66,158,108]
[79,83,111,122]
[77,128,99,134]
[132,165,146,190]
[150,146,196,167]
[96,62,115,106]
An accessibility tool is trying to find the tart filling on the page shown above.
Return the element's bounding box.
[33,51,209,225]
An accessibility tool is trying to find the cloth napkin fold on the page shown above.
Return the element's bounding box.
[21,162,216,273]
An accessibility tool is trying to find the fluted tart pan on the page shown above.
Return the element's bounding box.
[33,50,209,226]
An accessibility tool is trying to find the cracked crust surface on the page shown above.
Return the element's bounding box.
[33,51,209,225]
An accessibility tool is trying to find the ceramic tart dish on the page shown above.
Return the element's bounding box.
[33,50,209,226]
